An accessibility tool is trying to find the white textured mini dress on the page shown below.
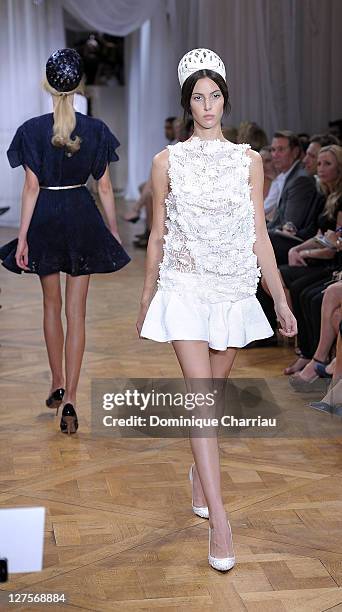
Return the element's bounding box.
[140,136,274,350]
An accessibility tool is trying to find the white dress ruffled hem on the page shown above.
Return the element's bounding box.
[140,289,274,351]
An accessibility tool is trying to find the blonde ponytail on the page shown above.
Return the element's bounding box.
[42,75,86,155]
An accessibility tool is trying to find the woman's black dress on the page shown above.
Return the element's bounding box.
[0,111,131,276]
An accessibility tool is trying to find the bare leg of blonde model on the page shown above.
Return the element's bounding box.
[145,191,153,231]
[63,274,90,406]
[172,340,236,559]
[39,273,64,394]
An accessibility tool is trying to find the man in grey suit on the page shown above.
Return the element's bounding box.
[253,131,324,346]
[267,130,324,265]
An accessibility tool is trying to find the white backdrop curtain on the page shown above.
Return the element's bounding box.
[0,0,65,226]
[1,0,342,224]
[62,0,160,36]
[125,2,172,198]
[63,0,173,199]
[127,0,342,198]
[168,0,342,137]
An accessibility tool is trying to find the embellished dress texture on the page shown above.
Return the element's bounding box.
[0,112,130,276]
[140,137,274,350]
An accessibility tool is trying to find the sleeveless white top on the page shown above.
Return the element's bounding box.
[157,137,262,304]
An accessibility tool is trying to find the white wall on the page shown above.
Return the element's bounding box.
[0,0,65,227]
[86,84,127,194]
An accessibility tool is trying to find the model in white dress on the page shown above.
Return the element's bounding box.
[140,136,274,349]
[137,47,297,573]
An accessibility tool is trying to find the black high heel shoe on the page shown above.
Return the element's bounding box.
[46,388,65,415]
[122,212,140,223]
[126,214,140,223]
[60,403,78,435]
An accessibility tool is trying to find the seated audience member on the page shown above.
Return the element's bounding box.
[256,144,342,344]
[310,315,342,415]
[260,145,281,219]
[123,116,178,247]
[132,117,194,249]
[303,133,340,189]
[289,279,342,385]
[293,269,342,377]
[123,116,177,225]
[123,179,151,225]
[267,131,325,265]
[328,119,342,144]
[222,125,238,144]
[237,121,268,151]
[172,117,190,142]
[298,132,310,155]
[164,116,177,144]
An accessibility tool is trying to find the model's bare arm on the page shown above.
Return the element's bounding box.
[247,149,297,336]
[16,166,40,270]
[137,149,169,333]
[97,165,121,243]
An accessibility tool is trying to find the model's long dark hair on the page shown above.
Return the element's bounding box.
[180,69,231,123]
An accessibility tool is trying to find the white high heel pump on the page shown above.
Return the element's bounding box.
[188,464,209,519]
[208,521,235,571]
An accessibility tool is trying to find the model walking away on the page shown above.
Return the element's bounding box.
[136,48,297,571]
[0,48,130,434]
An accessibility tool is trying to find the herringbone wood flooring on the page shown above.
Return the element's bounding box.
[0,209,342,612]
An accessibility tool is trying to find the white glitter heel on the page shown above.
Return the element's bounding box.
[208,522,235,572]
[188,464,209,519]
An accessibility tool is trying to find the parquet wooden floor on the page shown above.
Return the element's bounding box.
[0,206,342,612]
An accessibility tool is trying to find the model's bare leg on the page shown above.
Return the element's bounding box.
[39,273,64,393]
[172,340,234,559]
[208,346,238,557]
[209,346,238,379]
[64,274,90,406]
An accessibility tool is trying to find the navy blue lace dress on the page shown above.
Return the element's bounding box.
[0,112,131,276]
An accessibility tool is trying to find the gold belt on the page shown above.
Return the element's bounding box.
[40,184,86,190]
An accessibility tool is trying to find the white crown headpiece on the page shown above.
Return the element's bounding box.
[178,48,226,88]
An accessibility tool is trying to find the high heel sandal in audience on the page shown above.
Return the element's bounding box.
[188,464,209,519]
[289,357,330,392]
[284,354,310,375]
[60,403,78,434]
[133,230,150,249]
[208,520,235,572]
[309,401,342,416]
[46,388,65,415]
[314,360,334,379]
[122,210,140,223]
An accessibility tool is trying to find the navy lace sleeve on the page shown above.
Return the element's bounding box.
[7,123,41,179]
[91,122,120,180]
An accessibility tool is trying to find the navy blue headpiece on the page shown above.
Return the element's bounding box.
[46,48,84,93]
